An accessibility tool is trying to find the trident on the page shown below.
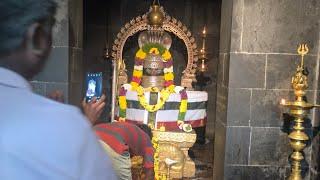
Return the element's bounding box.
[297,44,309,68]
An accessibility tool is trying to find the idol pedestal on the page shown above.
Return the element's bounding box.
[153,130,197,178]
[118,90,208,178]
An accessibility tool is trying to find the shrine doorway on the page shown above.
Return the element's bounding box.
[83,0,222,178]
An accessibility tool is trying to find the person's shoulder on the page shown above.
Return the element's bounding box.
[1,93,91,152]
[3,91,91,133]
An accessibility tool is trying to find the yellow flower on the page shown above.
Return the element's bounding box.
[177,120,184,125]
[119,96,127,109]
[144,87,160,92]
[149,47,160,55]
[162,50,171,60]
[133,69,143,78]
[159,126,166,132]
[179,100,188,112]
[164,72,174,81]
[155,174,159,180]
[130,82,139,89]
[154,152,159,158]
[152,137,158,142]
[136,48,146,59]
[168,85,175,92]
[152,134,162,180]
[118,117,126,122]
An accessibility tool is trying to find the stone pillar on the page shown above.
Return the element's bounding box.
[214,0,320,179]
[31,0,84,106]
[68,0,84,105]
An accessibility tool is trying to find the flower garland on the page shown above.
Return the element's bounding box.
[118,86,127,122]
[152,136,163,180]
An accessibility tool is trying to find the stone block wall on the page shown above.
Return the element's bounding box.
[31,0,84,106]
[214,0,320,179]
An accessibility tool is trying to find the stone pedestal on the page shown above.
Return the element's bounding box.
[153,130,197,179]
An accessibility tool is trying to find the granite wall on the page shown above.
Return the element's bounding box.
[214,0,320,179]
[31,0,84,106]
[84,0,221,136]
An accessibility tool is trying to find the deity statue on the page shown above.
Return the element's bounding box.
[138,31,172,90]
[111,2,208,178]
[86,79,96,97]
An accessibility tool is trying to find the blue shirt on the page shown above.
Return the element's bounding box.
[0,68,117,180]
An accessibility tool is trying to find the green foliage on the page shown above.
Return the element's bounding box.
[142,43,166,55]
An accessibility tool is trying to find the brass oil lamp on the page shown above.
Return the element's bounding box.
[280,44,320,180]
[198,26,208,72]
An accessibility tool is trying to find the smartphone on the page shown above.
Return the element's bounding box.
[85,72,103,102]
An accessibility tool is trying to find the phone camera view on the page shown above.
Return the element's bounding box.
[85,72,103,102]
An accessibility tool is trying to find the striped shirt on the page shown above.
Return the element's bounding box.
[94,122,154,169]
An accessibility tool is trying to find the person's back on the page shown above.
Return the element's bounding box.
[94,122,154,180]
[0,1,116,179]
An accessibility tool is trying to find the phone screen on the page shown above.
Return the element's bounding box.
[85,72,103,102]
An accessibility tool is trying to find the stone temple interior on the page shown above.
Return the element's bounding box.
[29,0,320,179]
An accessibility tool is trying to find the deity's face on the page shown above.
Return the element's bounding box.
[86,80,96,97]
[143,54,164,76]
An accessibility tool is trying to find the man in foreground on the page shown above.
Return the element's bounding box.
[0,1,116,179]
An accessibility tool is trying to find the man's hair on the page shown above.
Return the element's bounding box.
[136,123,153,140]
[0,0,57,55]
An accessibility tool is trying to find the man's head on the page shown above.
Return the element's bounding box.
[0,0,57,79]
[136,123,153,140]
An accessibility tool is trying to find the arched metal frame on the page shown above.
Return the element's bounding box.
[110,7,199,121]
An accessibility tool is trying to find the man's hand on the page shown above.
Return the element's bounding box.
[82,95,106,125]
[47,90,64,103]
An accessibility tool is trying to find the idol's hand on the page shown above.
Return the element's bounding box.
[82,95,106,125]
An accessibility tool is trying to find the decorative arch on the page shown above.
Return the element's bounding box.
[111,9,198,89]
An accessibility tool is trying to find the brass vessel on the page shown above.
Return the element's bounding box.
[142,53,165,89]
[147,2,164,27]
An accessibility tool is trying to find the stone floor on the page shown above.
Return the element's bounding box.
[183,139,214,180]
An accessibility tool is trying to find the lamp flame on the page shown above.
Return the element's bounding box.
[202,26,206,35]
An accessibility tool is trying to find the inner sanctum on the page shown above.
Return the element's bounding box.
[28,0,320,179]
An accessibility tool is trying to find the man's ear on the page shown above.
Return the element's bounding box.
[25,23,51,58]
